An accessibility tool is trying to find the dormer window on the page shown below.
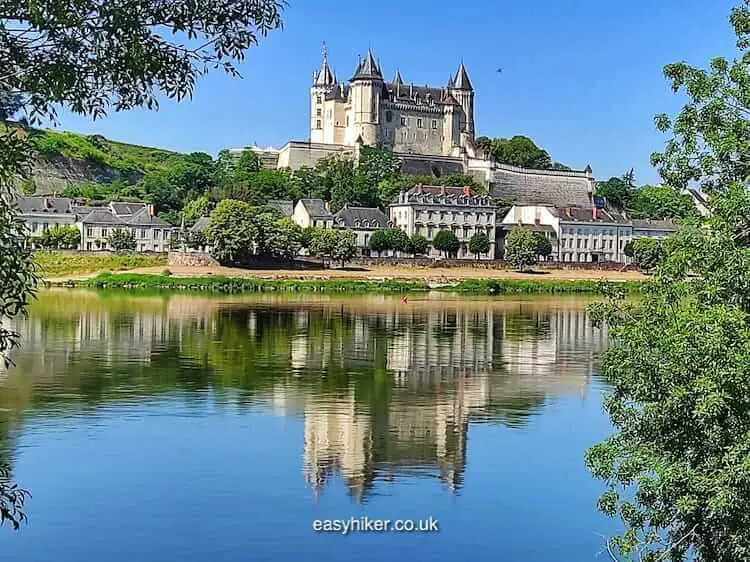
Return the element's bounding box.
[417,118,423,128]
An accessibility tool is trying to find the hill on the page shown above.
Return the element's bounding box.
[22,128,194,194]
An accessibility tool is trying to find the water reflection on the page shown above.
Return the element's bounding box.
[3,290,608,501]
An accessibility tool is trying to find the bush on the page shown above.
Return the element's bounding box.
[630,237,664,273]
[106,228,137,252]
[468,231,491,259]
[162,268,172,276]
[408,233,429,256]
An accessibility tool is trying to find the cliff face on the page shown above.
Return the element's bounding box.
[22,128,184,195]
[30,154,143,194]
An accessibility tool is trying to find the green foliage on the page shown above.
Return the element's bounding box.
[450,278,644,294]
[630,185,699,220]
[623,240,635,258]
[587,4,750,560]
[533,233,553,259]
[78,272,428,293]
[596,174,635,209]
[206,200,257,264]
[630,237,665,272]
[106,228,136,252]
[368,228,409,254]
[37,225,80,250]
[274,218,304,260]
[33,251,166,277]
[182,195,214,225]
[476,135,556,169]
[432,230,460,257]
[468,231,491,258]
[184,229,208,251]
[408,233,429,256]
[504,228,539,271]
[308,228,357,266]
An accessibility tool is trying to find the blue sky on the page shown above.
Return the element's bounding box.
[56,0,739,184]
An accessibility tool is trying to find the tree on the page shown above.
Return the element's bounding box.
[586,4,750,560]
[533,233,553,261]
[476,135,555,169]
[182,195,214,225]
[623,240,635,258]
[504,228,538,271]
[630,185,699,220]
[408,233,429,257]
[184,229,208,251]
[368,229,392,254]
[106,228,136,251]
[0,0,284,530]
[38,225,80,249]
[629,237,664,273]
[468,231,491,259]
[273,219,303,260]
[596,175,635,209]
[206,200,257,264]
[330,230,358,267]
[433,230,460,258]
[251,211,282,257]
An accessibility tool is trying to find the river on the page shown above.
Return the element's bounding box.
[0,289,618,561]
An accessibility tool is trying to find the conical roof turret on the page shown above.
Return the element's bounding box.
[452,62,473,91]
[351,49,383,81]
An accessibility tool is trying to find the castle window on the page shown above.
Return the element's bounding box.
[386,110,392,123]
[316,96,322,104]
[346,116,350,126]
[417,118,423,128]
[400,116,406,126]
[432,120,438,130]
[316,120,321,128]
[316,108,322,117]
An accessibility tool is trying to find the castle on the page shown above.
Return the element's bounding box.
[310,48,477,157]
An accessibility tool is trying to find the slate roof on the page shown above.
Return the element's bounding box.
[553,206,629,224]
[126,207,173,227]
[14,196,73,214]
[325,83,350,101]
[490,166,594,209]
[334,206,389,230]
[391,185,494,207]
[351,50,382,81]
[111,202,147,216]
[632,218,678,231]
[190,216,211,233]
[386,83,455,105]
[452,63,473,91]
[80,208,127,225]
[71,205,98,216]
[266,199,294,217]
[299,199,332,218]
[687,189,708,206]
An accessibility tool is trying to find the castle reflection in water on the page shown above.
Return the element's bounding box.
[4,291,609,501]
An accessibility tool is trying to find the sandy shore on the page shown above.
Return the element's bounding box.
[45,264,646,284]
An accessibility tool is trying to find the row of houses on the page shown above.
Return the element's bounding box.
[15,196,180,252]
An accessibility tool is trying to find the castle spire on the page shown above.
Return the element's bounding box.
[393,70,404,85]
[351,49,382,81]
[452,62,473,91]
[314,41,335,86]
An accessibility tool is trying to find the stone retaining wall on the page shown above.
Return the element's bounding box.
[168,251,220,267]
[350,257,633,271]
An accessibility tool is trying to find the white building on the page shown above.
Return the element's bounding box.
[501,204,677,263]
[389,185,496,259]
[15,196,179,252]
[292,199,334,229]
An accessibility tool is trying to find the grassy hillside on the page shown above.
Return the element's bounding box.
[15,126,199,195]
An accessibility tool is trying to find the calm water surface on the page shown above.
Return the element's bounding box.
[0,290,617,561]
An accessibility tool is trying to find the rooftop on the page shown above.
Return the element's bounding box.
[490,165,594,209]
[334,206,389,230]
[298,198,332,218]
[391,185,494,207]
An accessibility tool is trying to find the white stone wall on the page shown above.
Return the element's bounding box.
[558,223,632,263]
[81,224,177,252]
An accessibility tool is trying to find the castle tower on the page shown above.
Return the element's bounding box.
[347,49,383,147]
[449,63,475,139]
[311,44,335,143]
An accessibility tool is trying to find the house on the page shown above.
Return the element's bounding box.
[79,203,179,252]
[292,199,334,229]
[389,185,496,260]
[15,196,179,252]
[265,199,294,217]
[687,189,711,217]
[333,205,390,255]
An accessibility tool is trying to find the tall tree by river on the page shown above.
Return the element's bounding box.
[587,2,750,560]
[0,0,285,530]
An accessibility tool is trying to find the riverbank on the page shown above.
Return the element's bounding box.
[52,271,646,294]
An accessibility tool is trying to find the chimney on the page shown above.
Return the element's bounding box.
[592,206,598,221]
[565,207,572,218]
[440,185,446,195]
[462,185,472,197]
[42,197,49,209]
[416,183,424,194]
[148,204,155,217]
